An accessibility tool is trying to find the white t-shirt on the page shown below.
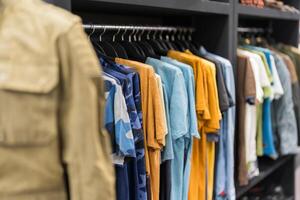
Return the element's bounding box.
[237,49,272,178]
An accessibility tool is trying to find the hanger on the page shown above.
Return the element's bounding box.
[164,28,177,50]
[181,28,192,49]
[168,28,180,50]
[88,25,115,61]
[118,27,147,62]
[183,28,198,54]
[136,28,160,59]
[132,28,147,57]
[88,24,96,40]
[146,27,168,56]
[173,28,188,51]
[96,27,120,58]
[156,28,170,50]
[140,28,158,55]
[88,25,107,57]
[110,26,128,59]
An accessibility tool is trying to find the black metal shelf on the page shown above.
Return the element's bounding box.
[236,156,293,198]
[72,0,230,15]
[238,4,300,20]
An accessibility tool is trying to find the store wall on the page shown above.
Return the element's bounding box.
[44,0,71,10]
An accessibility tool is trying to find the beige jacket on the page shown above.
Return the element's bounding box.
[0,0,115,199]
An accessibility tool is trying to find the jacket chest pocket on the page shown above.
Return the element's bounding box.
[0,64,59,147]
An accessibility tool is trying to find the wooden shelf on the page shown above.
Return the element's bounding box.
[72,0,230,15]
[238,4,300,20]
[236,156,293,198]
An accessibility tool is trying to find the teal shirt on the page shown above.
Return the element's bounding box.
[161,56,199,200]
[146,57,189,161]
[146,57,189,200]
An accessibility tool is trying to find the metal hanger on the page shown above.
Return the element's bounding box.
[111,26,128,59]
[99,26,106,42]
[88,24,95,40]
[112,26,121,42]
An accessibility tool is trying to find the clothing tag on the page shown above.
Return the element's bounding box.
[111,153,125,166]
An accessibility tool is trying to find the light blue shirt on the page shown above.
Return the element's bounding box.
[146,57,189,159]
[160,56,199,200]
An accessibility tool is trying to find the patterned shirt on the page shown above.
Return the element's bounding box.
[101,58,147,200]
[103,74,135,158]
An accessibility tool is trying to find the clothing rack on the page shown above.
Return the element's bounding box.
[83,24,196,33]
[237,25,273,34]
[237,27,273,34]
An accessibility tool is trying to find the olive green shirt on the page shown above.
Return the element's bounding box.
[0,0,115,199]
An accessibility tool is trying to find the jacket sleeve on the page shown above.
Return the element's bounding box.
[57,22,115,200]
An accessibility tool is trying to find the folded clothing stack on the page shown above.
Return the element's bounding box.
[264,0,300,13]
[240,0,265,8]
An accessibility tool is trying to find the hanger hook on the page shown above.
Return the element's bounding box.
[188,28,193,41]
[180,28,184,40]
[170,28,175,41]
[138,28,145,41]
[121,27,127,41]
[99,27,106,42]
[159,28,163,40]
[133,27,139,42]
[112,26,121,42]
[165,28,170,41]
[153,28,158,40]
[88,24,95,40]
[129,28,136,42]
[147,28,152,40]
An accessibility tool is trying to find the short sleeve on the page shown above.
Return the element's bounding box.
[244,58,257,103]
[188,69,200,138]
[215,62,230,113]
[204,63,222,133]
[270,55,284,100]
[255,55,271,88]
[149,71,167,149]
[248,57,264,103]
[155,74,168,145]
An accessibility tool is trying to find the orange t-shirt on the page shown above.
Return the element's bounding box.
[115,58,166,200]
[185,50,221,133]
[167,50,209,128]
[167,50,221,200]
[184,50,221,200]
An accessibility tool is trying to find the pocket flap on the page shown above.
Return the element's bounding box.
[0,65,58,94]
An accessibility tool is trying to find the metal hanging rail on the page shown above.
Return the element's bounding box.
[83,24,195,32]
[237,27,273,34]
